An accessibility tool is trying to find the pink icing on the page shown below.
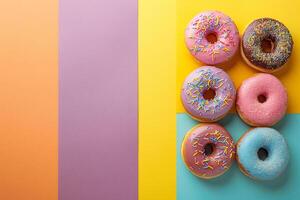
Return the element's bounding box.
[181,66,236,121]
[237,73,288,126]
[181,124,235,179]
[185,11,239,65]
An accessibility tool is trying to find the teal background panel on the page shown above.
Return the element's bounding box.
[177,113,299,200]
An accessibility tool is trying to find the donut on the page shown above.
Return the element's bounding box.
[236,128,289,181]
[236,73,287,126]
[241,18,293,72]
[181,123,235,179]
[185,11,239,65]
[181,66,236,122]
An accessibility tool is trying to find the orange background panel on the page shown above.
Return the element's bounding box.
[0,1,58,200]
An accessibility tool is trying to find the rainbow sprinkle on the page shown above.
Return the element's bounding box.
[187,12,238,61]
[191,129,235,172]
[184,68,234,120]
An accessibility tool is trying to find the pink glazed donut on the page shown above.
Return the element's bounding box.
[181,66,236,122]
[185,11,239,65]
[181,123,235,179]
[237,74,288,126]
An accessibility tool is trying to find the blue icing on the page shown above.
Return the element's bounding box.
[237,128,289,181]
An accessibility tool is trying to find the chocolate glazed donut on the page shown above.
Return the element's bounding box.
[241,18,293,72]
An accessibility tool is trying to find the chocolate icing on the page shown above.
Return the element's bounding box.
[242,18,293,70]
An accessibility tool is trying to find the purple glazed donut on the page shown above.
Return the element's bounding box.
[181,66,236,122]
[185,11,240,65]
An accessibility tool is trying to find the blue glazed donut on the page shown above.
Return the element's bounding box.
[236,128,289,181]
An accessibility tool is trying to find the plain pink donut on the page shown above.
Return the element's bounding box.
[236,74,287,126]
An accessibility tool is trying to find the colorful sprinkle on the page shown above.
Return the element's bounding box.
[242,18,293,70]
[183,67,235,121]
[186,125,236,178]
[185,11,239,64]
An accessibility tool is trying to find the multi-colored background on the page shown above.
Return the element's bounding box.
[176,1,300,200]
[0,0,299,200]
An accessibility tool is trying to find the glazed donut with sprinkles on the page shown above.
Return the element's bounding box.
[185,11,240,65]
[181,124,236,179]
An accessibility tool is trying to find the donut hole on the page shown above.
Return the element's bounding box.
[257,147,269,161]
[203,88,216,100]
[204,143,215,156]
[206,32,218,44]
[261,36,276,53]
[257,94,267,103]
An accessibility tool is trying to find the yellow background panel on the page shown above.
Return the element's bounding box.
[139,0,176,199]
[140,0,300,199]
[0,1,57,199]
[177,0,300,113]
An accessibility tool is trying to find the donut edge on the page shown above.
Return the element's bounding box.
[185,109,233,123]
[236,128,257,180]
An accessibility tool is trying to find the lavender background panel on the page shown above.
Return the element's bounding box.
[59,0,137,199]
